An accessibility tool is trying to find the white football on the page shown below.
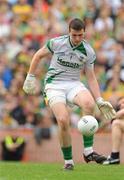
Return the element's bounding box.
[77,115,98,136]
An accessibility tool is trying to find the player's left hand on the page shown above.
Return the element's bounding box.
[96,97,116,121]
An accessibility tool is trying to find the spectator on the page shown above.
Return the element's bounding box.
[1,134,26,161]
[114,5,124,45]
[94,6,114,33]
[0,54,13,89]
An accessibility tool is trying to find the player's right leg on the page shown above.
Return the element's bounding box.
[51,102,74,170]
[45,89,74,170]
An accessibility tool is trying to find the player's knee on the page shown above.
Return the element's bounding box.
[57,115,70,131]
[112,120,121,129]
[83,101,95,114]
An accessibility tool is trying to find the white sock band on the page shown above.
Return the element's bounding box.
[84,147,93,156]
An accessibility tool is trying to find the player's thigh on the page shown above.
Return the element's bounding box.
[45,89,70,124]
[112,120,124,132]
[120,121,124,132]
[73,89,95,113]
[51,103,70,127]
[45,89,66,107]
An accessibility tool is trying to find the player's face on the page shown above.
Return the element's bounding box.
[69,28,85,46]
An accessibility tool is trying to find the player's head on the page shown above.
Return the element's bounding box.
[69,18,85,46]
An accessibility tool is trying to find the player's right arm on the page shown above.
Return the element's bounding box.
[28,46,51,75]
[23,45,52,94]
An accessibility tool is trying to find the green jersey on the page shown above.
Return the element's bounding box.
[45,35,96,84]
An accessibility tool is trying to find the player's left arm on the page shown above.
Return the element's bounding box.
[84,44,116,121]
[84,47,101,99]
[85,67,101,99]
[85,67,116,121]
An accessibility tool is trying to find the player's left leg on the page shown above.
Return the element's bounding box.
[67,82,106,164]
[103,120,123,165]
[74,90,106,163]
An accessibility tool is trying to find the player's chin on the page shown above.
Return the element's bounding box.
[74,42,80,46]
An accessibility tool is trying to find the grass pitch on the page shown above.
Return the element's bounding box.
[0,162,123,180]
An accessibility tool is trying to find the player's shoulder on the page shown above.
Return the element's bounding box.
[51,35,69,43]
[46,35,69,53]
[49,35,69,50]
[83,40,95,55]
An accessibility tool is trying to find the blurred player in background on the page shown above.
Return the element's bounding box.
[103,97,124,165]
[23,18,116,170]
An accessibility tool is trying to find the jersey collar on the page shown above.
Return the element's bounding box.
[68,36,87,56]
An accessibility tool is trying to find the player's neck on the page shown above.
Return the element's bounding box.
[69,36,82,48]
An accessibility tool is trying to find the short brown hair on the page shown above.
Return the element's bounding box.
[69,18,85,31]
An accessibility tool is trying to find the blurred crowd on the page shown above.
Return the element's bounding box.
[0,0,124,132]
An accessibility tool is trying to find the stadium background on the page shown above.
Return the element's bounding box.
[0,0,124,163]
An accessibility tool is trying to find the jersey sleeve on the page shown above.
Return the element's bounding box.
[85,45,96,69]
[45,39,54,54]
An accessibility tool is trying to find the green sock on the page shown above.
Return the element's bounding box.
[83,135,94,148]
[61,146,72,160]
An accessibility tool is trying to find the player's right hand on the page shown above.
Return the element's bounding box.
[23,74,36,94]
